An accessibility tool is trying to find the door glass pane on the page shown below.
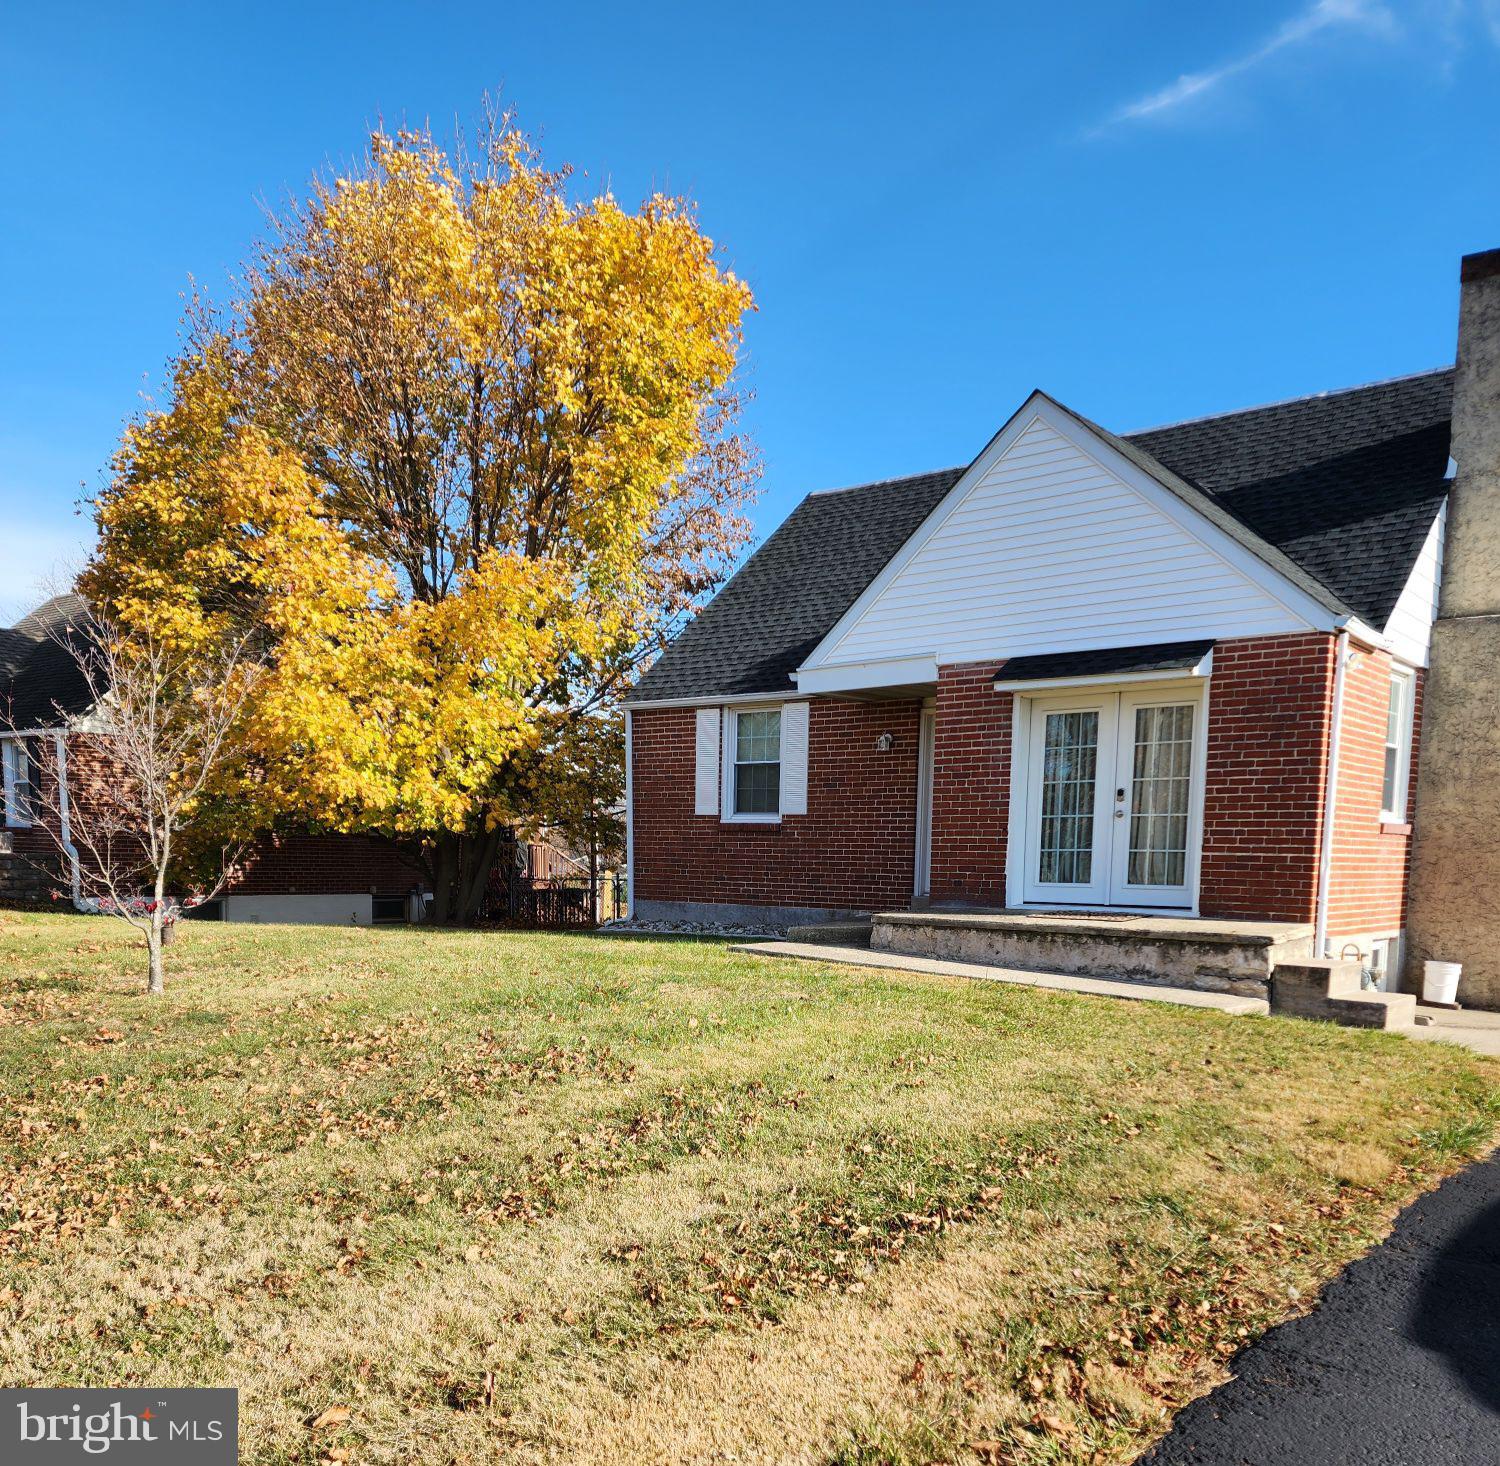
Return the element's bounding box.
[1127,705,1193,887]
[1038,710,1098,885]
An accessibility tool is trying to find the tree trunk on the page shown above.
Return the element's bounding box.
[146,916,165,996]
[428,829,505,926]
[430,832,461,924]
[146,865,169,995]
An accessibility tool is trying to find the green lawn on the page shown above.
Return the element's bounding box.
[1,911,1496,1465]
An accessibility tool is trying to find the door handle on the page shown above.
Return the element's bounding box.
[1113,809,1125,819]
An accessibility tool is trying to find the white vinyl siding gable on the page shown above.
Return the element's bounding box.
[806,409,1319,674]
[1381,503,1445,668]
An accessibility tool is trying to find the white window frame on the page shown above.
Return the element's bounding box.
[1382,665,1416,822]
[3,739,34,829]
[721,704,783,823]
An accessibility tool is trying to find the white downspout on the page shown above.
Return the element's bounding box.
[1314,631,1351,957]
[623,709,635,921]
[52,730,84,909]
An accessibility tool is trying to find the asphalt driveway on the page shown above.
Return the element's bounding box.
[1136,1151,1500,1466]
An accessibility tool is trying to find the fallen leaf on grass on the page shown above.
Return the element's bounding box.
[308,1404,351,1431]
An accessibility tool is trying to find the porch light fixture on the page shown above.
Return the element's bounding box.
[875,732,895,752]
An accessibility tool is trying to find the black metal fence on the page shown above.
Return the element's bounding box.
[479,869,625,929]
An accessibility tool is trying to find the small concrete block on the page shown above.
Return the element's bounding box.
[787,921,874,948]
[1273,959,1366,1001]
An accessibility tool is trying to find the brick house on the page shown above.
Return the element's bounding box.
[0,595,421,924]
[622,255,1498,997]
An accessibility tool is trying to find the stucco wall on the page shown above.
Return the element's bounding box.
[1408,248,1500,1007]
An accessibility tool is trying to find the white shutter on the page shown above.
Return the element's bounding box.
[780,702,809,815]
[694,708,721,816]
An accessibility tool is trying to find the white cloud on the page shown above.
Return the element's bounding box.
[1101,0,1398,129]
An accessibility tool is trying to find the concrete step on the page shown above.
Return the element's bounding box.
[1271,960,1418,1030]
[871,910,1313,998]
[785,920,873,948]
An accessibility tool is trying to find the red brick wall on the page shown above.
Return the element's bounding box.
[0,734,118,904]
[224,832,419,897]
[630,699,922,913]
[1324,650,1423,938]
[630,633,1423,930]
[1198,633,1336,922]
[928,663,1011,907]
[0,731,419,907]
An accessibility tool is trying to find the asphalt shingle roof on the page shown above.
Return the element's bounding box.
[629,369,1453,704]
[0,594,95,730]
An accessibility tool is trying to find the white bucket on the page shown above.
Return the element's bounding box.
[1423,960,1462,1006]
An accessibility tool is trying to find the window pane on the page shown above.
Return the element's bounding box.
[1128,704,1193,887]
[735,761,780,814]
[1384,673,1408,813]
[1383,746,1400,814]
[736,710,780,763]
[1,742,31,828]
[1038,710,1097,885]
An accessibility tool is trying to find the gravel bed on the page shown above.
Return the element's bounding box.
[596,918,788,940]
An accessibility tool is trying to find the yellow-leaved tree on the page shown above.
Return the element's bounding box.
[84,111,756,921]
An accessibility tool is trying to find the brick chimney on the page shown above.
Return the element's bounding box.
[1407,248,1500,1005]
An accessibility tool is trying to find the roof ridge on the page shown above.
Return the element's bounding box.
[1123,365,1454,438]
[806,465,966,497]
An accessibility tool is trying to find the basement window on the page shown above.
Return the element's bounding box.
[1382,667,1415,821]
[726,707,781,819]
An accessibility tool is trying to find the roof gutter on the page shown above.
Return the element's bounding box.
[1314,630,1351,957]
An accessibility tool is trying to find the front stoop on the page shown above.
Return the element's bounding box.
[871,910,1313,997]
[1270,960,1417,1030]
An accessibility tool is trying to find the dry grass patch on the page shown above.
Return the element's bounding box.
[0,910,1496,1464]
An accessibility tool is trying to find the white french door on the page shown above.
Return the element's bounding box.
[1021,688,1202,909]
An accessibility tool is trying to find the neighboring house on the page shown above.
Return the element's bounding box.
[0,595,420,924]
[624,252,1496,997]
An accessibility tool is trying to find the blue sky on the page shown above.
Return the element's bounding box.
[1,0,1497,621]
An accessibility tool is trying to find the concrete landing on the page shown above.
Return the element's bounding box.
[730,940,1270,1015]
